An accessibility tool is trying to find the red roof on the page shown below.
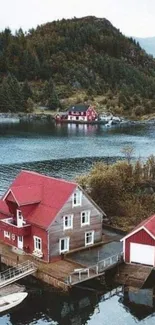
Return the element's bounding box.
[123,214,155,240]
[0,200,12,217]
[141,214,155,237]
[2,170,77,229]
[6,186,42,206]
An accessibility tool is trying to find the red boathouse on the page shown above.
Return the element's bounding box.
[121,214,155,266]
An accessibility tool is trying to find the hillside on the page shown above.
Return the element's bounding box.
[135,36,155,57]
[1,16,155,117]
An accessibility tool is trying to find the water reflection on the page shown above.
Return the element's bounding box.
[0,120,155,167]
[0,119,148,138]
[120,288,155,321]
[1,284,155,325]
[7,286,99,325]
[0,282,155,325]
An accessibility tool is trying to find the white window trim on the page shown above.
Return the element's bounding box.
[81,210,90,227]
[85,231,94,246]
[4,231,10,239]
[17,209,22,217]
[72,190,82,207]
[33,236,42,252]
[59,237,70,254]
[63,214,73,230]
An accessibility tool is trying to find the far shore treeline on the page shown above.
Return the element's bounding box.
[1,16,155,116]
[77,154,155,231]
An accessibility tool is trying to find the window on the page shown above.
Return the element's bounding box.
[81,211,90,226]
[85,231,94,246]
[17,210,22,218]
[4,231,10,239]
[72,190,82,207]
[12,234,15,241]
[34,236,42,252]
[59,237,70,254]
[63,215,73,230]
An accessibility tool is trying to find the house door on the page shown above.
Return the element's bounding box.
[59,237,70,254]
[17,210,23,227]
[17,236,23,249]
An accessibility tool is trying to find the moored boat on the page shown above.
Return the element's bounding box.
[0,292,28,313]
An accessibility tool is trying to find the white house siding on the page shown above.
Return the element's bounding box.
[68,116,87,121]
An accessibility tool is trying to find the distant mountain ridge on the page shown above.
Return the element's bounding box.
[134,36,155,57]
[1,16,155,117]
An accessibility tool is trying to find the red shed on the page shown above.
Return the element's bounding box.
[121,215,155,266]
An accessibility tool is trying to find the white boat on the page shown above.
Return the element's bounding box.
[0,292,28,313]
[99,113,113,122]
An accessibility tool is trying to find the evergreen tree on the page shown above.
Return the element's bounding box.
[22,80,32,103]
[7,74,23,111]
[43,78,60,110]
[0,74,23,112]
[0,77,12,111]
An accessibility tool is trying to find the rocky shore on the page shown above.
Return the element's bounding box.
[0,112,55,122]
[0,112,155,126]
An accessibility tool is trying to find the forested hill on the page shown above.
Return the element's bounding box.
[1,16,155,116]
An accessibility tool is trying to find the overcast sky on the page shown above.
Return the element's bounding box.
[1,0,155,37]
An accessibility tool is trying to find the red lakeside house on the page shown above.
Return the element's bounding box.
[121,215,155,266]
[0,171,104,262]
[67,104,98,122]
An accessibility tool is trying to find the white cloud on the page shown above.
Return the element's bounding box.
[1,0,155,37]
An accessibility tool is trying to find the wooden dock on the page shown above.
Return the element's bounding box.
[0,239,123,291]
[66,253,123,285]
[114,263,153,288]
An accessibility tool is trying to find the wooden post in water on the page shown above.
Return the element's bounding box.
[0,254,1,271]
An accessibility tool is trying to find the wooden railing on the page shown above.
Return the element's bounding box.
[0,260,37,288]
[67,252,123,285]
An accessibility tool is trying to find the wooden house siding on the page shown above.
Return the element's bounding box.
[48,188,102,259]
[125,229,155,263]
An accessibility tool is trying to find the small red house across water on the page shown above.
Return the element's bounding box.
[0,171,104,262]
[121,214,155,266]
[56,104,98,123]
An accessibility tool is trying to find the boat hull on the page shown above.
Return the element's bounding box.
[0,292,28,313]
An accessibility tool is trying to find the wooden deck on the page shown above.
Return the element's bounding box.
[0,239,123,289]
[0,241,84,286]
[114,263,153,288]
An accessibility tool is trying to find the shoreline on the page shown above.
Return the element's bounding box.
[0,112,55,122]
[0,112,155,125]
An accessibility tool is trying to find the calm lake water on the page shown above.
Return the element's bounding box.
[0,119,155,324]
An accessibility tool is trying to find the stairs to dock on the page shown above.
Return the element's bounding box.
[0,260,37,288]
